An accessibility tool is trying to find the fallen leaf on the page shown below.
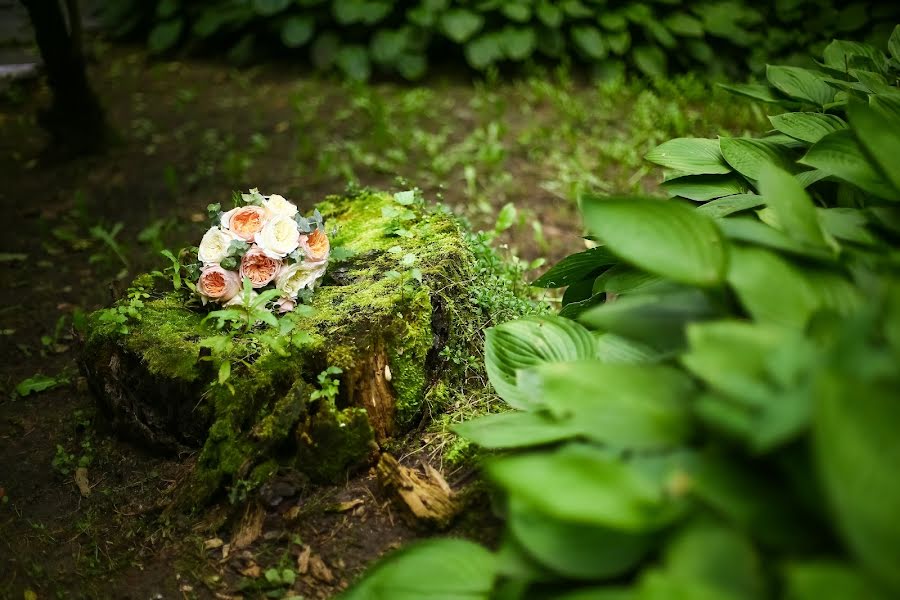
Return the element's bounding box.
[204,537,224,550]
[297,545,311,574]
[329,499,363,513]
[74,467,91,497]
[309,555,334,583]
[239,563,261,578]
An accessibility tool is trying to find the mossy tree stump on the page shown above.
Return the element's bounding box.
[80,190,531,506]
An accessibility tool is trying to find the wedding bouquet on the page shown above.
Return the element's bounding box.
[194,189,329,314]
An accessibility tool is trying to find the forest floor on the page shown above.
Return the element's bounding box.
[0,38,764,599]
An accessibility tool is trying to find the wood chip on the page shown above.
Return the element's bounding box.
[239,563,261,578]
[376,453,458,528]
[232,502,265,549]
[297,545,311,574]
[74,467,91,497]
[329,498,364,513]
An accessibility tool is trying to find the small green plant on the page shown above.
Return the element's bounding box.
[310,366,343,403]
[96,286,149,334]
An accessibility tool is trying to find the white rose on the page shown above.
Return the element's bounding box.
[263,194,298,218]
[197,227,235,265]
[256,214,300,258]
[276,261,327,298]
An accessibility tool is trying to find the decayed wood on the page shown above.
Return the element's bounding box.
[376,453,458,529]
[345,342,395,443]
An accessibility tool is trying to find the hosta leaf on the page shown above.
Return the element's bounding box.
[661,174,749,201]
[487,443,685,531]
[252,0,290,16]
[663,13,703,37]
[453,411,578,449]
[339,538,495,600]
[848,99,900,195]
[726,245,818,329]
[581,289,720,352]
[508,497,651,580]
[571,26,607,60]
[800,130,897,200]
[823,40,886,71]
[768,112,847,144]
[485,316,596,410]
[766,65,836,107]
[816,208,878,246]
[890,25,900,64]
[440,9,483,43]
[281,16,314,48]
[335,45,370,81]
[582,196,727,287]
[645,138,731,175]
[531,246,617,288]
[719,137,793,181]
[784,562,893,600]
[696,194,765,218]
[370,28,409,64]
[536,0,562,27]
[465,33,503,69]
[499,27,536,61]
[637,521,766,600]
[718,83,785,104]
[148,19,183,53]
[813,370,900,594]
[716,218,834,261]
[633,45,667,79]
[536,360,695,449]
[758,164,830,249]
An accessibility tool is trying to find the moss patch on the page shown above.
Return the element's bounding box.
[81,188,538,506]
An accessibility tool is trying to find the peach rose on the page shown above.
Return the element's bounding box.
[275,296,296,313]
[240,246,282,288]
[221,205,269,242]
[198,265,241,304]
[299,228,330,264]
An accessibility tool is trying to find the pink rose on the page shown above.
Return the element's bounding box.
[198,265,241,304]
[299,228,330,264]
[221,205,269,242]
[240,246,282,288]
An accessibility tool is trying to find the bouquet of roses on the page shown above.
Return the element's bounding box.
[194,189,329,314]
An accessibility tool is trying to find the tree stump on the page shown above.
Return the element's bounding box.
[79,190,531,505]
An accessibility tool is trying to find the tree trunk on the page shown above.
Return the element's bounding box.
[20,0,107,154]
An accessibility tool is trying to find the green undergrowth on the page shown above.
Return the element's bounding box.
[82,187,539,508]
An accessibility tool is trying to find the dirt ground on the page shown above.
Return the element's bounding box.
[0,40,592,598]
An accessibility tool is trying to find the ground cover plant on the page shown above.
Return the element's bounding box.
[343,27,900,599]
[99,0,900,80]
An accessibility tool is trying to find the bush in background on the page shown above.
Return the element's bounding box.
[99,0,900,80]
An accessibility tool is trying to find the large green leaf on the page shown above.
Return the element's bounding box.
[784,562,893,600]
[508,497,651,580]
[252,0,290,16]
[890,25,900,64]
[531,246,617,288]
[499,26,536,60]
[726,245,818,329]
[487,443,686,531]
[816,208,878,246]
[645,138,731,175]
[485,316,596,410]
[758,164,830,249]
[822,40,886,72]
[453,410,578,449]
[768,112,847,144]
[536,360,694,449]
[148,18,183,53]
[440,9,484,43]
[696,194,765,218]
[465,33,504,69]
[813,369,900,594]
[633,45,667,79]
[848,99,900,195]
[571,26,608,60]
[718,83,786,104]
[581,289,720,351]
[719,137,793,181]
[716,218,835,261]
[637,520,766,600]
[370,28,409,64]
[800,130,897,200]
[582,196,727,287]
[338,538,496,600]
[766,65,835,107]
[335,45,371,81]
[281,15,315,48]
[661,174,749,201]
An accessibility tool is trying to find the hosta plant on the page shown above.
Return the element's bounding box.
[340,27,900,600]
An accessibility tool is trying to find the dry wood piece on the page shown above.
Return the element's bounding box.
[376,453,458,528]
[231,502,265,549]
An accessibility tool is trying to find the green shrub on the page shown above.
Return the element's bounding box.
[99,0,899,80]
[340,26,900,599]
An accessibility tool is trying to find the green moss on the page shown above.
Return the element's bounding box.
[85,189,538,506]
